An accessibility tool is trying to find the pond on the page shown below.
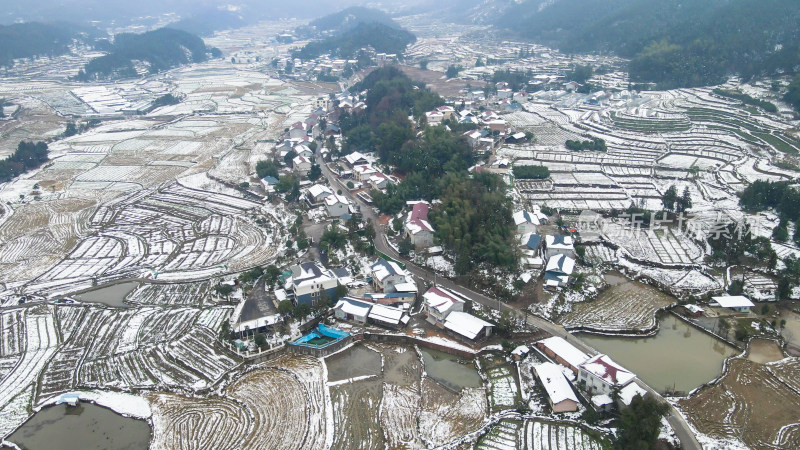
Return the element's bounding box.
[325,344,382,382]
[74,282,140,307]
[7,403,151,450]
[419,347,482,391]
[578,314,739,393]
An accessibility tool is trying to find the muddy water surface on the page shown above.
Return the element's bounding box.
[75,281,140,307]
[8,403,151,450]
[579,314,739,393]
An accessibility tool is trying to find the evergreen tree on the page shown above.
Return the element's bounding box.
[662,185,678,211]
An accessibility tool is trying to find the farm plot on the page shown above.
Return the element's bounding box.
[679,357,800,450]
[418,377,488,447]
[37,305,239,401]
[0,307,59,415]
[481,355,520,411]
[523,420,607,450]
[330,378,385,449]
[127,282,212,306]
[559,280,674,331]
[0,198,98,284]
[23,181,281,296]
[149,354,328,450]
[477,419,522,449]
[605,226,703,265]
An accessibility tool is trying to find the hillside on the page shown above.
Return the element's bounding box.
[311,6,396,32]
[76,27,220,80]
[0,22,102,67]
[293,22,415,61]
[496,0,800,89]
[167,10,245,37]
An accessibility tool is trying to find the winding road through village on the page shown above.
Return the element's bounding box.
[319,155,702,450]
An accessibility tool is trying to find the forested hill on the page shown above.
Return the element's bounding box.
[296,7,399,38]
[76,28,221,81]
[496,0,800,89]
[0,22,102,67]
[292,22,415,60]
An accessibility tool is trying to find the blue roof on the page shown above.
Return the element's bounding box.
[262,176,279,184]
[525,234,542,250]
[550,235,569,246]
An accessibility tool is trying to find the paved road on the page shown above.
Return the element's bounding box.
[319,153,701,449]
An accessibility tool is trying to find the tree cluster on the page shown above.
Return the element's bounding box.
[293,22,414,61]
[565,138,606,152]
[429,172,517,274]
[497,0,800,89]
[0,141,49,183]
[76,27,219,80]
[661,185,692,213]
[713,89,778,113]
[512,165,550,180]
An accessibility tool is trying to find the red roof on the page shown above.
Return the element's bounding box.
[408,202,433,232]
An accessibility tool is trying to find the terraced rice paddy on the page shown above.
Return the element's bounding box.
[679,357,800,449]
[560,279,674,331]
[477,419,608,450]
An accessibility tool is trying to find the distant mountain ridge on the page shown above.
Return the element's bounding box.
[494,0,800,88]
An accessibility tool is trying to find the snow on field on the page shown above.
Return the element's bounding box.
[419,378,487,447]
[487,366,519,410]
[0,309,59,411]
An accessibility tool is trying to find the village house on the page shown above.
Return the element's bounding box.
[404,201,435,249]
[436,105,456,121]
[364,291,416,306]
[333,297,371,324]
[544,254,575,289]
[306,184,333,205]
[292,155,312,175]
[353,164,378,182]
[513,210,542,235]
[260,176,279,194]
[344,151,369,167]
[443,311,493,343]
[324,194,351,218]
[520,233,544,268]
[294,144,313,158]
[284,261,340,307]
[578,354,637,396]
[536,336,590,375]
[368,172,393,190]
[425,110,444,124]
[289,122,308,140]
[422,286,464,326]
[710,295,754,314]
[535,362,580,413]
[544,235,575,259]
[370,258,408,293]
[367,303,410,329]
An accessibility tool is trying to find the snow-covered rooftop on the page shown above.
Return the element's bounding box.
[443,311,492,340]
[535,362,579,405]
[537,336,590,369]
[335,297,372,317]
[580,354,636,387]
[423,286,464,314]
[620,382,648,406]
[711,295,754,308]
[368,303,407,325]
[405,201,434,234]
